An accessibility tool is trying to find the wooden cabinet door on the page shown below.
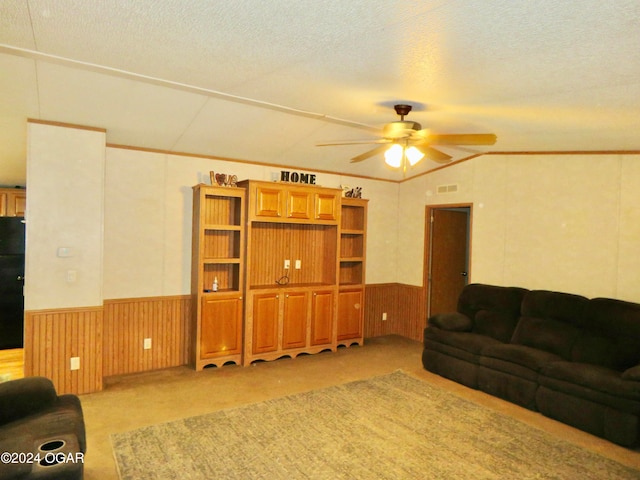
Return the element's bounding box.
[12,193,26,217]
[0,190,26,217]
[200,295,242,358]
[252,292,280,353]
[255,186,283,218]
[337,289,363,340]
[0,192,6,216]
[286,190,312,219]
[310,290,334,345]
[282,291,308,349]
[315,193,338,221]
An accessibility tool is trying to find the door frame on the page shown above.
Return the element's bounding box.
[423,203,473,318]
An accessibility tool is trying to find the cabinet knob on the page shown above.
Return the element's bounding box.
[354,303,360,309]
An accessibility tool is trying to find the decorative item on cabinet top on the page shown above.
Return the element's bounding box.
[209,171,238,187]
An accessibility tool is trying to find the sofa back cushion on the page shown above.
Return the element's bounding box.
[511,290,588,359]
[457,284,528,342]
[571,297,640,371]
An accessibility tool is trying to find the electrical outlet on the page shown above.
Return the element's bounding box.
[143,338,152,350]
[382,312,387,321]
[295,259,301,269]
[284,259,290,269]
[70,357,80,371]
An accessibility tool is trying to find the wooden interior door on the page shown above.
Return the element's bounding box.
[428,208,469,316]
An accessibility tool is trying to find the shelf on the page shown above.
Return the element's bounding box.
[249,282,336,291]
[340,257,364,262]
[340,229,364,235]
[339,261,363,285]
[203,258,241,264]
[204,224,242,231]
[201,288,241,295]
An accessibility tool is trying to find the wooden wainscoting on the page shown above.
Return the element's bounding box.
[24,307,103,395]
[364,283,426,342]
[103,295,191,377]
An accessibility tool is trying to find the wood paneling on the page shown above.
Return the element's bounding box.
[103,295,191,376]
[364,283,426,342]
[249,223,337,287]
[24,307,103,395]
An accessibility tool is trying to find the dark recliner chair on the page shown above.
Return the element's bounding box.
[0,376,86,479]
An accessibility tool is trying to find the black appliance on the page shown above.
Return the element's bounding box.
[0,217,25,349]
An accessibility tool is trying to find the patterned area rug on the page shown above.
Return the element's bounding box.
[111,371,640,479]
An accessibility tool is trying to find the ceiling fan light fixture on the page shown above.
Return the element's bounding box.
[406,146,425,166]
[384,144,403,168]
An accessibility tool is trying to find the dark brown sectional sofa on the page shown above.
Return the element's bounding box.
[422,283,640,447]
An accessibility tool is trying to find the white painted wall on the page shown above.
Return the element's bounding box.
[25,123,105,310]
[399,154,640,303]
[28,123,638,307]
[102,147,400,299]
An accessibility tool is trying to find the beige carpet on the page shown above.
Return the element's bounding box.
[111,370,640,479]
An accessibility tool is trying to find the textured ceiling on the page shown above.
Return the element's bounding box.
[1,0,639,184]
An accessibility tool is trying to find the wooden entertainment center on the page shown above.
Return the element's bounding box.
[190,180,367,370]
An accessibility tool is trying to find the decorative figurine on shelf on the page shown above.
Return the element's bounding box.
[209,171,238,187]
[344,186,362,198]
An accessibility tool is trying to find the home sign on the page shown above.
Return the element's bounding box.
[280,170,317,185]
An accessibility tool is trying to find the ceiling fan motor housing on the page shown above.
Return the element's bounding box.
[393,104,413,118]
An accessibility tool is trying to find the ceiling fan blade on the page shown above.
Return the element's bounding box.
[426,133,497,146]
[316,139,389,147]
[350,144,390,163]
[416,145,452,163]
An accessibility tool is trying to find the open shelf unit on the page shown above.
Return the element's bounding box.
[190,184,245,370]
[337,197,368,346]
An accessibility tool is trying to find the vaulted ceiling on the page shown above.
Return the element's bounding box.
[1,0,639,184]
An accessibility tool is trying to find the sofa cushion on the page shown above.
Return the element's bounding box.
[511,290,589,359]
[623,365,640,381]
[481,344,563,378]
[520,290,589,325]
[540,361,640,406]
[511,316,583,359]
[572,297,640,371]
[457,284,528,342]
[425,328,501,357]
[428,312,472,331]
[571,332,639,372]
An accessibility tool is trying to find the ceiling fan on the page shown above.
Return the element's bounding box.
[317,104,497,172]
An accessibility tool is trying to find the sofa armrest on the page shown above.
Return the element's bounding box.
[622,365,640,381]
[428,312,473,332]
[0,377,58,426]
